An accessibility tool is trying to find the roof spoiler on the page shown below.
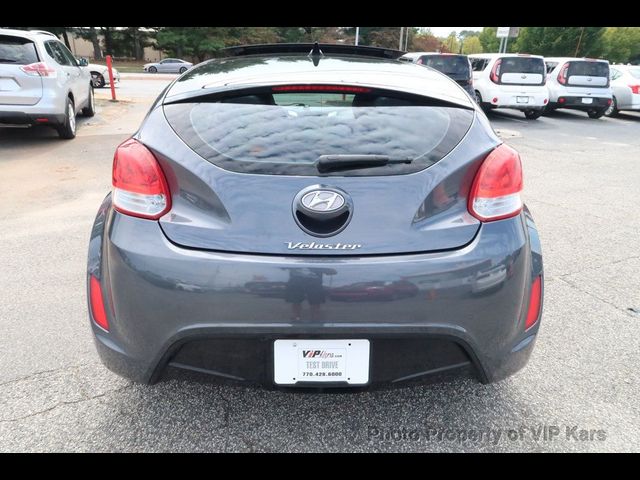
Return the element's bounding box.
[216,43,406,60]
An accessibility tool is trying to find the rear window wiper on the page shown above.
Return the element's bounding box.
[0,58,18,63]
[316,154,413,173]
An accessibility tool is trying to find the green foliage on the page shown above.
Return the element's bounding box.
[514,27,605,57]
[601,27,640,63]
[156,27,228,62]
[479,27,500,53]
[462,36,483,55]
[440,33,460,54]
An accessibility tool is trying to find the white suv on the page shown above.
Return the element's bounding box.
[544,57,612,118]
[469,53,549,119]
[0,28,94,139]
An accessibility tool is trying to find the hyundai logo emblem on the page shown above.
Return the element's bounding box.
[301,190,345,212]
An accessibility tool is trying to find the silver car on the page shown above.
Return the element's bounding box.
[143,58,192,74]
[606,64,640,116]
[0,28,94,139]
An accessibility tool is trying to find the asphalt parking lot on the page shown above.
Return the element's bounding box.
[0,78,639,452]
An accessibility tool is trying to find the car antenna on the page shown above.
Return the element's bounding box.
[308,42,323,67]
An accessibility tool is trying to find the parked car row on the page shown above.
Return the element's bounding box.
[402,51,639,120]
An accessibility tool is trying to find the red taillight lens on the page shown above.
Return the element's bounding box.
[89,275,109,331]
[490,59,502,84]
[525,276,542,330]
[630,85,640,95]
[468,144,523,222]
[557,62,569,85]
[272,85,372,93]
[20,62,57,77]
[112,139,171,219]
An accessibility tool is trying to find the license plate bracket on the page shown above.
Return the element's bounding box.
[273,339,370,385]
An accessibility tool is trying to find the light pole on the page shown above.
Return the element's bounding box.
[355,27,359,46]
[399,27,404,51]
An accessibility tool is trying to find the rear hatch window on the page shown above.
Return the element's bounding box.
[498,57,545,85]
[163,87,474,176]
[419,55,471,82]
[567,61,609,87]
[0,35,39,65]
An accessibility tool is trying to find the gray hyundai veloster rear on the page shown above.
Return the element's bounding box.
[87,44,543,388]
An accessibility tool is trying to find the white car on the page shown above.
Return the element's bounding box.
[606,64,640,117]
[469,53,549,119]
[544,57,612,119]
[87,63,120,88]
[0,28,94,139]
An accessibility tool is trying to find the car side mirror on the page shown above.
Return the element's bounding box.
[77,57,89,67]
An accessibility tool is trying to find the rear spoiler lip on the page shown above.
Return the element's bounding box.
[162,82,476,111]
[214,43,406,60]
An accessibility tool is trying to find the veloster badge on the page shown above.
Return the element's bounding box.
[286,241,362,250]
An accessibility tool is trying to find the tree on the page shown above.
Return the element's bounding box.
[410,32,444,52]
[479,27,500,53]
[514,27,605,57]
[440,33,460,54]
[462,36,483,55]
[600,27,640,64]
[156,27,227,61]
[74,27,103,60]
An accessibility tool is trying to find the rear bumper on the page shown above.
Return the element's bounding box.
[550,96,611,111]
[88,195,544,388]
[478,85,548,110]
[0,110,65,127]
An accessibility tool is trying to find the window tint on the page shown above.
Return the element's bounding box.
[567,61,609,78]
[45,41,72,66]
[545,62,558,74]
[163,90,474,176]
[0,35,39,64]
[420,55,470,77]
[500,57,545,75]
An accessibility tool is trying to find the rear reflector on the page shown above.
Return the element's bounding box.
[525,276,542,330]
[89,275,109,331]
[112,139,171,220]
[272,85,372,93]
[20,62,57,77]
[468,144,523,222]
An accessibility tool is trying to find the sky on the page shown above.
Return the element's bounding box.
[423,27,484,37]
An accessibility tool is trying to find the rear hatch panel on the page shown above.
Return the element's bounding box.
[138,90,499,256]
[0,34,43,106]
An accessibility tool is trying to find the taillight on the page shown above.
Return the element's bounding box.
[525,276,542,330]
[112,139,171,219]
[630,85,640,94]
[89,275,109,331]
[468,144,523,222]
[20,62,57,77]
[557,62,569,85]
[490,59,502,84]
